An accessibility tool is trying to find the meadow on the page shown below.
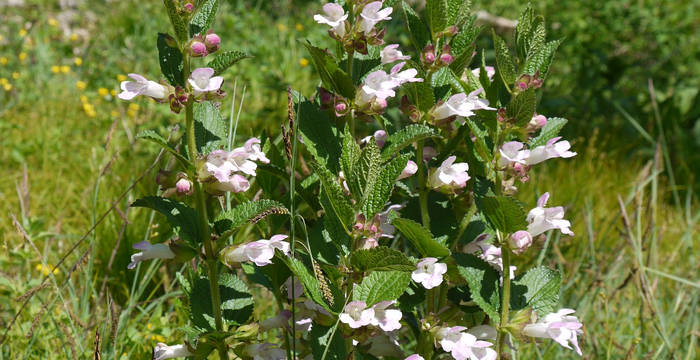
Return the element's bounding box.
[0,0,697,359]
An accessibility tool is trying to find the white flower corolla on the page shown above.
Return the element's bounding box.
[370,300,402,331]
[381,44,411,64]
[471,66,495,82]
[398,160,418,180]
[361,130,388,148]
[339,301,375,328]
[188,67,224,95]
[450,333,497,360]
[405,355,425,360]
[527,193,574,237]
[498,141,530,168]
[153,343,192,360]
[526,137,577,165]
[128,241,175,269]
[389,62,423,85]
[355,69,399,107]
[431,89,495,120]
[243,137,270,164]
[411,257,448,289]
[428,156,470,190]
[436,326,469,352]
[463,235,516,281]
[224,235,290,267]
[359,1,393,34]
[509,230,534,254]
[118,73,168,100]
[523,309,583,356]
[246,343,287,360]
[314,3,348,37]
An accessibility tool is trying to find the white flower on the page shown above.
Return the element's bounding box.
[381,44,411,64]
[498,141,530,168]
[206,174,250,194]
[390,62,423,85]
[224,235,290,267]
[128,241,175,269]
[411,257,447,289]
[526,137,577,165]
[509,230,533,254]
[523,308,583,356]
[405,355,425,360]
[246,343,287,360]
[398,160,418,180]
[243,137,270,164]
[153,343,192,360]
[370,300,402,331]
[437,326,468,352]
[339,301,375,328]
[463,235,516,281]
[361,129,388,148]
[359,1,393,34]
[356,69,399,107]
[471,66,495,82]
[118,73,168,100]
[526,193,574,237]
[450,333,497,360]
[314,3,348,37]
[188,67,223,95]
[432,89,495,120]
[428,156,470,189]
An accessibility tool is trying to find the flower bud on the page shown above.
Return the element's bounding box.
[175,178,193,195]
[190,40,208,57]
[421,44,436,65]
[509,230,533,254]
[319,87,334,107]
[497,108,508,123]
[183,2,194,12]
[354,39,368,54]
[370,97,387,113]
[397,160,418,180]
[204,32,221,53]
[517,74,532,90]
[438,45,454,65]
[441,26,459,37]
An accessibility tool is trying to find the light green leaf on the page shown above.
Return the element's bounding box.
[454,253,501,322]
[157,33,184,87]
[402,1,431,50]
[310,162,354,234]
[303,42,355,98]
[208,50,252,75]
[381,124,440,160]
[523,40,560,78]
[353,271,411,306]
[511,266,561,316]
[476,196,527,234]
[448,0,472,27]
[193,101,227,153]
[507,87,536,127]
[426,0,449,36]
[284,257,338,314]
[214,200,289,240]
[136,130,190,166]
[529,117,568,148]
[361,154,410,217]
[346,138,382,205]
[189,0,219,36]
[163,0,189,43]
[131,196,200,245]
[350,247,416,272]
[392,218,450,257]
[493,31,516,88]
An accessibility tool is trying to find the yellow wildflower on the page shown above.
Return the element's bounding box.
[51,65,60,73]
[117,74,127,82]
[0,35,4,42]
[19,52,27,61]
[147,323,153,330]
[98,87,109,97]
[48,18,58,27]
[277,23,288,32]
[74,57,83,66]
[76,81,87,91]
[80,95,88,103]
[296,23,304,31]
[60,65,70,74]
[12,72,19,79]
[83,103,96,117]
[128,103,140,112]
[3,83,12,91]
[110,110,119,117]
[0,78,7,85]
[35,264,59,276]
[70,33,79,42]
[0,57,8,66]
[19,29,27,37]
[110,89,117,96]
[299,58,309,67]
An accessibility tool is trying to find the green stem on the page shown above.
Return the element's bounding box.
[417,141,430,228]
[346,49,355,138]
[496,232,512,359]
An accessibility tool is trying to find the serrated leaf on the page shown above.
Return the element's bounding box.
[406,78,436,112]
[493,31,516,88]
[511,267,561,316]
[310,324,346,360]
[310,162,354,234]
[514,4,534,60]
[523,40,560,79]
[189,273,253,331]
[136,130,191,166]
[353,271,411,306]
[507,87,536,127]
[284,257,339,314]
[193,101,227,153]
[361,154,409,217]
[346,138,382,205]
[157,33,184,87]
[350,247,416,272]
[426,0,449,36]
[381,124,440,160]
[476,196,527,233]
[402,1,431,50]
[163,0,189,43]
[529,117,568,148]
[189,0,218,36]
[214,200,289,240]
[454,253,501,322]
[465,118,492,162]
[208,50,252,75]
[296,95,342,172]
[131,196,200,244]
[340,127,362,197]
[448,0,471,27]
[303,42,355,98]
[392,218,450,257]
[431,66,466,100]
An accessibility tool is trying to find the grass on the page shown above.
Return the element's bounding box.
[0,0,697,359]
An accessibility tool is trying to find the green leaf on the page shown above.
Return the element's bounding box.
[514,4,534,60]
[353,271,411,306]
[131,196,200,245]
[406,78,436,113]
[392,218,450,257]
[340,127,361,184]
[350,247,416,272]
[208,50,252,75]
[346,138,382,205]
[511,266,561,316]
[426,0,449,36]
[284,257,338,314]
[189,0,219,36]
[296,95,342,172]
[302,42,355,98]
[189,273,254,331]
[310,324,346,360]
[449,17,479,75]
[310,162,354,234]
[193,101,227,153]
[361,153,409,217]
[163,0,189,43]
[448,0,472,27]
[214,200,289,240]
[529,117,568,148]
[493,31,516,88]
[507,87,536,127]
[402,1,431,50]
[431,66,466,100]
[465,118,492,163]
[476,196,527,233]
[523,39,560,79]
[381,125,440,160]
[454,253,501,322]
[136,130,190,167]
[157,33,184,87]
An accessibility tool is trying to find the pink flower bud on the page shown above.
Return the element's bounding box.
[509,230,533,254]
[354,222,365,231]
[397,160,418,180]
[319,88,333,106]
[421,44,435,65]
[190,41,208,57]
[204,32,221,53]
[175,178,192,195]
[183,2,194,12]
[334,102,348,117]
[439,53,454,65]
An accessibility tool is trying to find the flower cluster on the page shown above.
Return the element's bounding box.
[198,138,269,195]
[339,300,403,331]
[223,235,290,267]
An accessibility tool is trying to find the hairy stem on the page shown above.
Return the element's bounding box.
[496,233,512,358]
[417,141,431,228]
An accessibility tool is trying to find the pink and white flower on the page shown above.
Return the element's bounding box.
[509,230,533,254]
[355,69,399,108]
[359,1,393,34]
[526,193,574,237]
[153,343,192,360]
[243,137,270,164]
[498,141,530,168]
[398,160,418,180]
[128,241,175,269]
[188,67,223,95]
[405,355,424,360]
[431,89,495,120]
[339,301,375,328]
[370,300,402,331]
[428,156,470,190]
[390,62,423,85]
[118,73,168,100]
[450,333,497,360]
[361,130,388,148]
[224,235,290,267]
[411,257,447,289]
[529,114,548,129]
[381,44,411,64]
[523,308,583,356]
[364,334,403,357]
[314,3,348,37]
[526,137,577,165]
[471,66,496,82]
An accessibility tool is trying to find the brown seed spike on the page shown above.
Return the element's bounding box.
[313,261,334,306]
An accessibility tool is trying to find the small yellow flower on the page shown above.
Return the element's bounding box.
[12,72,19,79]
[19,52,27,61]
[128,103,140,112]
[110,110,119,117]
[295,23,304,31]
[48,18,58,27]
[117,74,127,82]
[277,23,288,32]
[51,65,60,73]
[2,83,11,91]
[80,95,88,103]
[110,89,117,96]
[299,58,309,67]
[60,65,70,74]
[76,81,87,91]
[74,57,83,66]
[83,103,96,117]
[0,35,4,42]
[147,323,153,330]
[19,29,27,37]
[0,78,7,85]
[70,33,79,42]
[98,87,109,97]
[0,57,7,66]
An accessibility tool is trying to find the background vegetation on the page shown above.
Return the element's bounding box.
[0,0,697,358]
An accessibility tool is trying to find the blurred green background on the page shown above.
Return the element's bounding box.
[0,0,697,358]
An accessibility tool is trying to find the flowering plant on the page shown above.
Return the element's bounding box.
[124,0,583,359]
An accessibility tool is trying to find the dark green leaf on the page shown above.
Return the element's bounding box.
[454,253,501,322]
[523,40,560,79]
[426,0,449,36]
[136,130,190,167]
[529,117,568,148]
[157,33,184,87]
[448,0,472,27]
[402,1,431,50]
[310,162,354,234]
[347,138,382,205]
[163,0,189,43]
[296,95,342,172]
[189,0,219,36]
[350,246,416,272]
[193,101,228,153]
[511,266,561,316]
[476,196,527,233]
[507,87,536,127]
[361,154,410,217]
[303,42,355,98]
[310,324,346,360]
[131,196,200,245]
[381,124,440,160]
[214,200,289,240]
[208,50,252,75]
[353,271,411,306]
[493,31,516,88]
[392,218,450,257]
[189,273,254,331]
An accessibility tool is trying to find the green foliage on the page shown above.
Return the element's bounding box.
[296,95,343,172]
[402,1,431,50]
[493,31,516,87]
[135,129,191,167]
[529,117,568,147]
[426,0,449,36]
[392,218,450,257]
[310,324,346,360]
[507,87,537,127]
[193,101,228,153]
[189,273,254,331]
[361,154,410,217]
[283,257,339,314]
[214,199,289,240]
[157,32,185,87]
[352,271,411,306]
[163,0,189,43]
[454,253,501,322]
[131,196,200,245]
[350,247,416,272]
[381,124,440,160]
[344,138,382,205]
[189,0,219,36]
[310,161,354,235]
[302,42,355,98]
[476,195,528,233]
[511,267,561,316]
[208,50,252,75]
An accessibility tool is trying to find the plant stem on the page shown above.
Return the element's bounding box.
[416,141,430,228]
[496,232,512,359]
